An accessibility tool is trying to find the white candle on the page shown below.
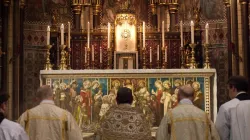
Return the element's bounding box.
[91,45,94,61]
[191,21,194,44]
[162,21,165,49]
[165,46,167,63]
[180,21,183,47]
[60,24,64,45]
[68,22,71,48]
[108,22,110,48]
[85,47,87,63]
[205,23,209,44]
[87,22,90,49]
[143,21,145,48]
[100,47,102,63]
[157,45,159,61]
[150,47,152,63]
[47,26,50,45]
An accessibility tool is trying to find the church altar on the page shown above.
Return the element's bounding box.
[40,69,217,127]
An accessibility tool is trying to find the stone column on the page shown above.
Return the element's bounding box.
[168,2,178,32]
[239,0,249,80]
[223,0,233,77]
[72,4,82,31]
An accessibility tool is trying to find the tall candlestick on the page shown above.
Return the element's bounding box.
[60,24,64,45]
[91,45,94,61]
[191,21,194,44]
[68,22,71,48]
[108,22,110,48]
[157,45,159,61]
[143,21,145,48]
[165,46,167,62]
[205,23,209,44]
[162,21,165,49]
[87,22,90,49]
[100,47,102,63]
[150,47,152,63]
[85,47,87,63]
[180,21,183,47]
[47,26,50,45]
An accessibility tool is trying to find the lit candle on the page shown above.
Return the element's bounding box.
[191,21,194,44]
[165,46,167,63]
[150,47,152,63]
[91,45,94,61]
[60,24,64,45]
[47,26,50,45]
[162,21,165,49]
[85,47,87,63]
[143,21,145,48]
[100,47,102,63]
[108,22,110,48]
[157,45,159,61]
[68,22,71,48]
[87,22,90,49]
[205,23,209,44]
[180,21,183,47]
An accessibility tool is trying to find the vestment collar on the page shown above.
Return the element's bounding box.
[40,99,55,105]
[179,99,193,105]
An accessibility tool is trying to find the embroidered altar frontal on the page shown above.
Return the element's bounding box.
[40,69,217,126]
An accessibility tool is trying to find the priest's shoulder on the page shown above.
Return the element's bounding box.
[219,98,240,111]
[1,119,26,135]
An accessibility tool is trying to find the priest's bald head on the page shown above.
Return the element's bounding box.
[116,87,133,104]
[37,85,54,101]
[177,85,195,102]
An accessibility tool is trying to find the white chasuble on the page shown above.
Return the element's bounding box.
[18,100,82,140]
[157,101,219,140]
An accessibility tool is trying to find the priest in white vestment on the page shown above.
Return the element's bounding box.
[156,85,219,140]
[18,85,82,140]
[215,76,249,140]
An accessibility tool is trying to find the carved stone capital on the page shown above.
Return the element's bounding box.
[93,4,101,15]
[72,5,82,15]
[168,3,178,14]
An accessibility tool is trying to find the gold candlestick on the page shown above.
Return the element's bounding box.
[92,61,95,69]
[189,44,197,69]
[44,45,52,70]
[143,47,146,69]
[203,44,211,69]
[67,47,71,70]
[157,60,160,69]
[59,45,68,70]
[162,47,166,69]
[87,48,90,69]
[180,47,185,69]
[107,48,111,69]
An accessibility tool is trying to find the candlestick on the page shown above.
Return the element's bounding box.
[85,47,87,64]
[150,47,152,63]
[180,21,183,47]
[162,21,165,49]
[165,46,167,63]
[100,47,102,63]
[91,45,94,61]
[68,22,71,48]
[47,26,50,45]
[87,22,90,49]
[44,45,52,70]
[205,23,209,44]
[143,21,145,48]
[191,21,194,44]
[157,45,159,61]
[108,22,110,48]
[189,43,197,69]
[60,24,64,45]
[203,44,211,69]
[59,45,67,70]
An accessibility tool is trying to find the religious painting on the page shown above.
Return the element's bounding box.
[44,71,211,128]
[102,0,148,25]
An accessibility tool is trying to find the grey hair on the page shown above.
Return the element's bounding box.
[37,85,53,100]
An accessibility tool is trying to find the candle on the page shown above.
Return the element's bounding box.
[100,47,102,63]
[205,23,209,44]
[68,22,71,48]
[85,47,87,63]
[165,46,167,62]
[87,22,90,49]
[91,45,94,61]
[60,24,64,45]
[191,21,194,44]
[108,23,110,48]
[150,47,152,63]
[143,21,145,48]
[157,45,159,61]
[180,21,183,47]
[162,21,165,49]
[47,26,50,45]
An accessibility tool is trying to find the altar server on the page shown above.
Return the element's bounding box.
[0,93,29,140]
[18,85,82,140]
[215,76,249,140]
[156,85,219,140]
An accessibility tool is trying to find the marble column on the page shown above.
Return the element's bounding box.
[240,0,249,80]
[72,4,81,31]
[224,0,232,77]
[168,3,178,32]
